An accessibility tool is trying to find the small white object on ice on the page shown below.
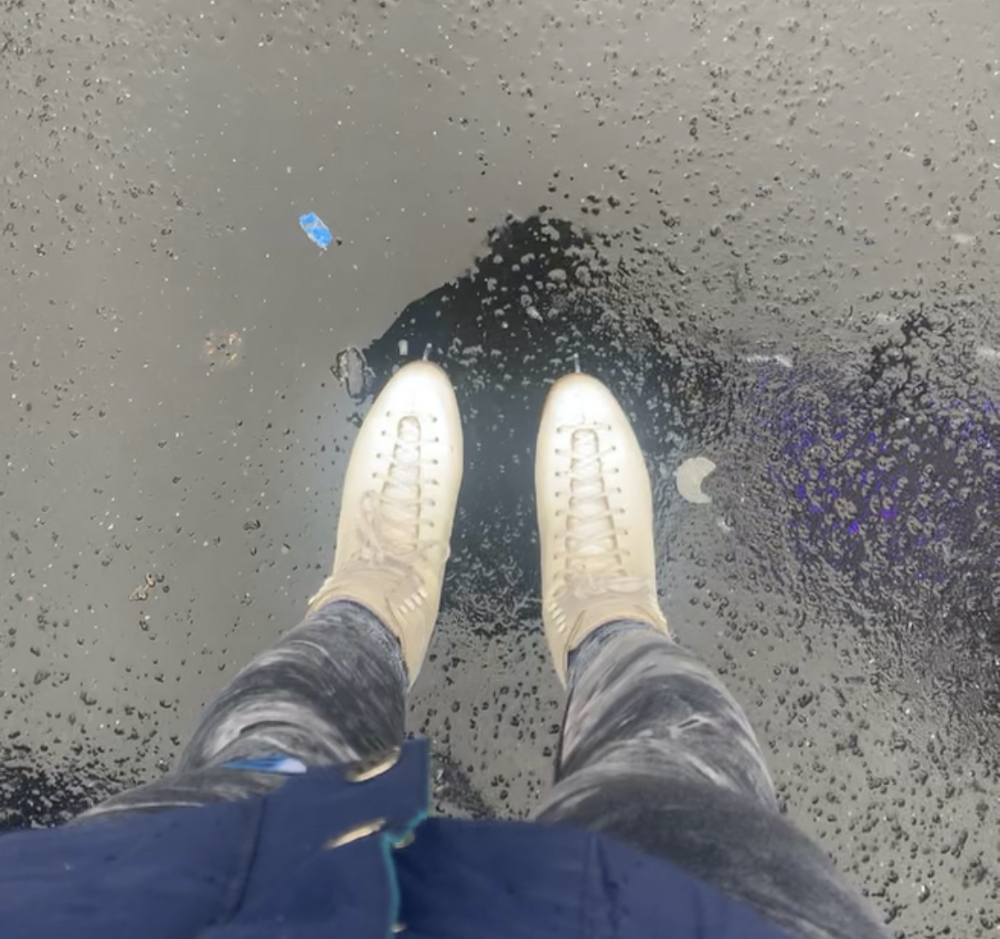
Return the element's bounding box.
[675,456,717,505]
[743,353,793,369]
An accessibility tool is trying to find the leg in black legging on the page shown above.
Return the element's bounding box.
[79,600,405,819]
[537,623,889,939]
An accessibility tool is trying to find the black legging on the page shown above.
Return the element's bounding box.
[81,601,888,939]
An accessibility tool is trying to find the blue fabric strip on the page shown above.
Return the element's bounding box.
[222,755,308,775]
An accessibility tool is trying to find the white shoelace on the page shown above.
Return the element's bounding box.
[556,426,643,596]
[352,417,439,602]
